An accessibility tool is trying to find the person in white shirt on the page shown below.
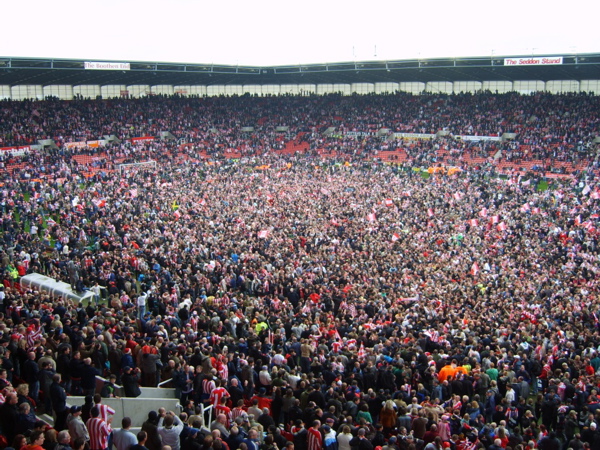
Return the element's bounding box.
[137,292,148,319]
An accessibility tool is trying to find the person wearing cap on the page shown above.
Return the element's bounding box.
[113,417,138,450]
[349,428,373,450]
[67,405,90,444]
[122,366,142,398]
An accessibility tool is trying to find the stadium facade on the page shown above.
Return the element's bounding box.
[1,53,600,100]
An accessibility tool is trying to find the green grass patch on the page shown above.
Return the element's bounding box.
[537,180,549,192]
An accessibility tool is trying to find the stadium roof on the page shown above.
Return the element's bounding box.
[1,53,600,87]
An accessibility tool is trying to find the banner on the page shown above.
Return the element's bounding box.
[129,136,155,143]
[457,135,501,142]
[394,133,436,139]
[504,57,563,66]
[346,131,375,137]
[86,140,106,148]
[64,141,87,149]
[85,61,131,70]
[0,146,30,156]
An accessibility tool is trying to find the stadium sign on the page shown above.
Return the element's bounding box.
[393,133,436,139]
[457,135,501,141]
[85,61,131,70]
[504,57,563,66]
[346,131,375,137]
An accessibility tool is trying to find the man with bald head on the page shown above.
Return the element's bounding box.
[22,351,40,402]
[81,357,100,396]
[210,414,230,439]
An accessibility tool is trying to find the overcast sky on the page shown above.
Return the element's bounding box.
[3,0,598,66]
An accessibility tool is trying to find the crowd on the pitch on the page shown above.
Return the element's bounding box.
[0,93,598,450]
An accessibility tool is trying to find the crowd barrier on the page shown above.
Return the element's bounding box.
[68,395,181,427]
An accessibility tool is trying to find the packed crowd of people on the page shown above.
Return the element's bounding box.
[1,92,599,166]
[0,93,598,450]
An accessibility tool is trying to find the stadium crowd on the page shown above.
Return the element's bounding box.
[0,93,598,450]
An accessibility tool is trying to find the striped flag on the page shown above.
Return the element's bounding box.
[497,222,507,232]
[367,213,376,222]
[520,203,530,212]
[258,230,269,238]
[490,215,499,224]
[174,210,181,219]
[391,232,400,242]
[471,262,479,276]
[358,342,366,362]
[479,208,488,218]
[46,218,57,227]
[427,208,434,217]
[384,199,393,207]
[468,219,479,227]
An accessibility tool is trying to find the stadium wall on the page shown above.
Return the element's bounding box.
[1,79,599,100]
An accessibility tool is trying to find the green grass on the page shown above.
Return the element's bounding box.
[537,180,549,192]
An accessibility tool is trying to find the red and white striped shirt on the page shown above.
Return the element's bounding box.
[209,386,229,407]
[96,403,116,423]
[214,404,232,427]
[202,378,216,395]
[26,326,43,349]
[86,417,111,450]
[307,427,323,450]
[231,406,246,422]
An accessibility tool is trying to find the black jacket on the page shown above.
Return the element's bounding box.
[50,380,68,412]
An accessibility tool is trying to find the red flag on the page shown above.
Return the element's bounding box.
[391,233,400,242]
[173,210,181,219]
[468,219,479,227]
[471,262,479,276]
[490,215,499,224]
[427,208,434,217]
[520,203,530,212]
[46,218,57,227]
[479,208,488,218]
[258,230,269,239]
[532,207,541,214]
[384,199,393,207]
[497,222,507,232]
[575,215,582,226]
[367,213,376,222]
